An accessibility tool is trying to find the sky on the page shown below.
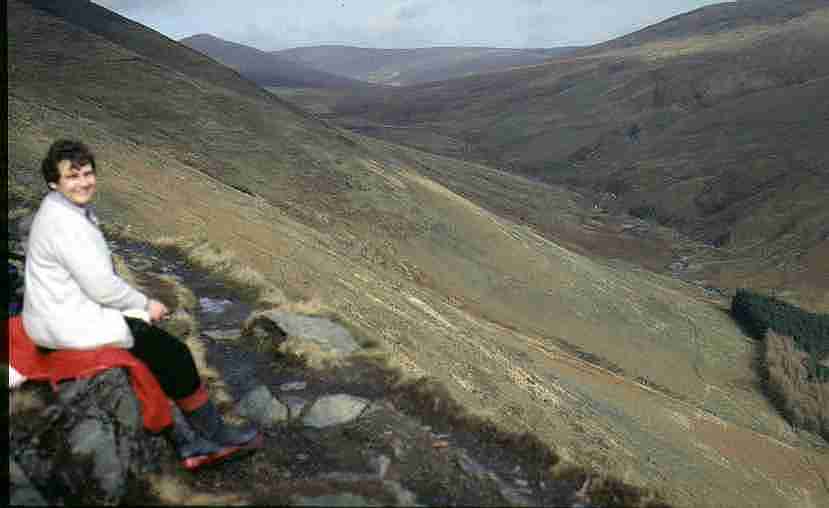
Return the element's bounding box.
[93,0,727,51]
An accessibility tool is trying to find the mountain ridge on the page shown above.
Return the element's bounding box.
[319,0,829,312]
[8,1,829,506]
[272,44,579,86]
[581,0,829,53]
[180,33,376,90]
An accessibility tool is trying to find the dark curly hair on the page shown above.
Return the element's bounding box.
[41,140,96,188]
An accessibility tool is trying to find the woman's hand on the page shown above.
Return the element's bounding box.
[147,299,170,323]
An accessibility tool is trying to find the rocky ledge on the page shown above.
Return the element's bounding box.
[10,369,173,505]
[9,307,665,507]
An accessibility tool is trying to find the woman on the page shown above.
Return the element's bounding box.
[21,139,260,469]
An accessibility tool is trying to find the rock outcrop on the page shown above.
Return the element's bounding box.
[9,369,174,506]
[241,309,359,356]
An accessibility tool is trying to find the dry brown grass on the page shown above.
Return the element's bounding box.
[180,333,234,408]
[9,386,48,417]
[112,253,141,289]
[236,291,368,372]
[152,235,288,309]
[8,3,825,503]
[352,352,671,507]
[114,249,237,408]
[276,337,343,370]
[764,331,829,440]
[144,471,249,505]
[587,474,670,508]
[156,274,199,312]
[275,296,329,316]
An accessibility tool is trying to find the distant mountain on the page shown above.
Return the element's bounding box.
[583,0,828,52]
[180,34,374,90]
[273,45,579,86]
[9,2,829,507]
[327,0,829,311]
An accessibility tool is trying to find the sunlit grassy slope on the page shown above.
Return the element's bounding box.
[8,1,828,507]
[324,0,829,313]
[180,34,374,90]
[272,45,575,86]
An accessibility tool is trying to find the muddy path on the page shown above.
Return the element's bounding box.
[108,234,595,507]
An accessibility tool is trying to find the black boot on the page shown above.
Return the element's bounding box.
[185,399,259,448]
[165,426,223,469]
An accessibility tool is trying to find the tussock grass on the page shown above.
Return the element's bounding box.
[548,463,669,508]
[114,251,236,408]
[9,386,48,417]
[240,296,335,344]
[164,309,198,342]
[390,375,560,470]
[342,351,670,507]
[152,235,288,308]
[8,205,36,224]
[349,348,423,380]
[151,275,201,343]
[112,253,141,289]
[103,233,278,411]
[276,336,343,370]
[549,461,589,485]
[276,296,328,316]
[10,4,819,502]
[181,333,233,409]
[241,297,377,368]
[156,274,198,313]
[143,471,248,505]
[155,275,235,405]
[763,331,829,441]
[587,475,670,508]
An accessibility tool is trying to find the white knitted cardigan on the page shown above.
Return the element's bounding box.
[18,192,149,358]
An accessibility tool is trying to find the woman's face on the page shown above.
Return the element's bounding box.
[53,160,97,206]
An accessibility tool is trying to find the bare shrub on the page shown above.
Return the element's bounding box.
[764,331,829,440]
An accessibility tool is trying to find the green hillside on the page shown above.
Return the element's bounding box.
[324,0,829,313]
[180,34,374,90]
[8,1,829,507]
[273,45,576,86]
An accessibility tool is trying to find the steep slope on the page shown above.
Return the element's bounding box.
[327,0,829,312]
[180,34,375,90]
[9,0,272,99]
[585,0,828,51]
[273,45,577,86]
[8,1,829,507]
